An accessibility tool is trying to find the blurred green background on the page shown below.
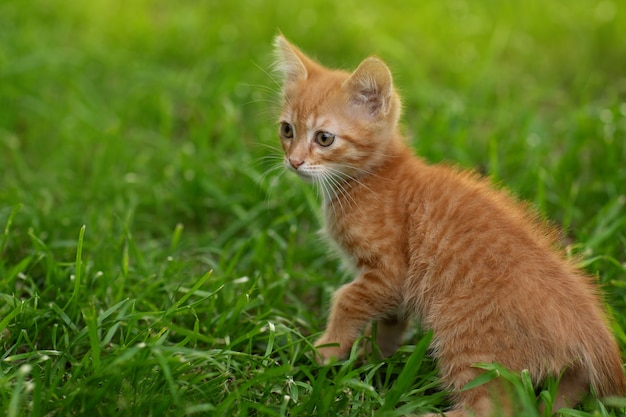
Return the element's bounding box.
[2,0,625,237]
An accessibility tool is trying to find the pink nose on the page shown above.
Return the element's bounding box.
[289,158,304,169]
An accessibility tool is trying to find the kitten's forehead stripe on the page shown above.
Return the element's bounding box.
[302,113,339,142]
[305,114,317,129]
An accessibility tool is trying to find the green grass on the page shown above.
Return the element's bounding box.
[1,0,625,415]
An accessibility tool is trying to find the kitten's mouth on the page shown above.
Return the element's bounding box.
[285,162,315,182]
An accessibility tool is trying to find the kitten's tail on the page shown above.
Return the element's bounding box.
[584,325,625,398]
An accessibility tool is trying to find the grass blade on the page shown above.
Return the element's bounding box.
[379,331,432,412]
[63,225,86,311]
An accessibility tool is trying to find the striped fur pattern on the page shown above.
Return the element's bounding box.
[272,35,625,416]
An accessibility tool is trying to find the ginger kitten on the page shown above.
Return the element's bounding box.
[272,35,625,416]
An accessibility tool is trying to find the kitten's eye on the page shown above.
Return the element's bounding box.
[279,122,294,139]
[315,131,335,147]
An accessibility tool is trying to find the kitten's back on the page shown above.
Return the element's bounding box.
[399,159,625,398]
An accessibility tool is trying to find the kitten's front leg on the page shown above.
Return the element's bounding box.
[314,272,399,364]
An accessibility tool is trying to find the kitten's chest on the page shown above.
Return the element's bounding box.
[323,212,363,261]
[322,193,404,270]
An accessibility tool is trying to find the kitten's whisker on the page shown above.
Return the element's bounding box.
[324,166,374,201]
[252,156,285,177]
[321,171,344,216]
[261,167,288,187]
[258,164,285,182]
[318,175,339,217]
[334,163,386,186]
[251,142,282,152]
[244,98,282,109]
[322,170,362,216]
[253,155,285,166]
[323,171,346,215]
[263,168,287,206]
[337,180,362,215]
[239,81,278,94]
[252,60,283,91]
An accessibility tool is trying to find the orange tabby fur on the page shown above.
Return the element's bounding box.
[272,35,625,416]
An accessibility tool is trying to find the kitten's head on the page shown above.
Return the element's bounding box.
[272,35,402,188]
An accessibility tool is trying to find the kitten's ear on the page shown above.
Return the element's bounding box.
[273,35,310,85]
[343,57,394,117]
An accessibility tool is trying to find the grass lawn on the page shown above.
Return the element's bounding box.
[1,0,625,415]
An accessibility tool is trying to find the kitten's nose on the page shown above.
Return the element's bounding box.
[289,158,304,169]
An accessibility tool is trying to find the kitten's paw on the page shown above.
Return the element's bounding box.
[314,336,348,364]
